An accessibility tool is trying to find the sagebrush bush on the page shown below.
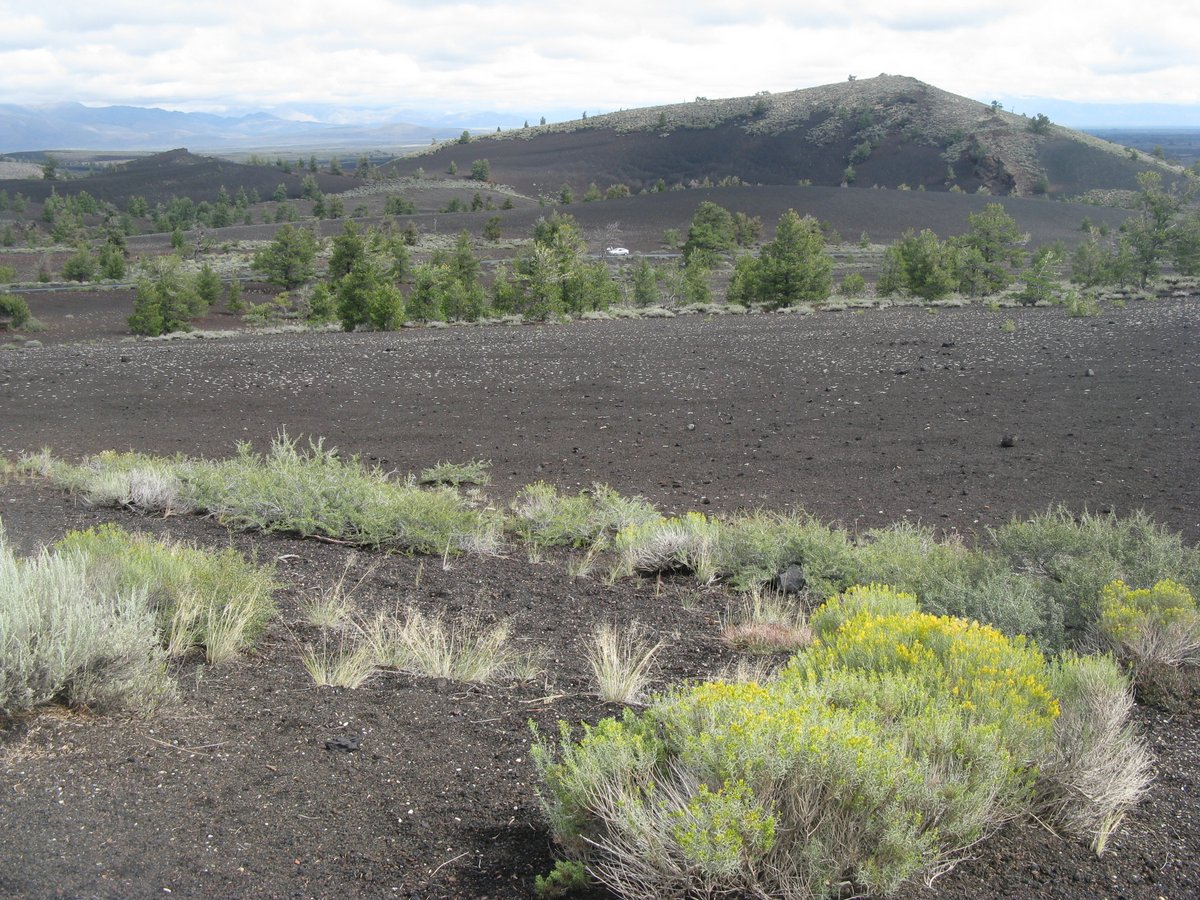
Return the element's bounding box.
[533,591,1066,898]
[512,482,659,549]
[923,570,1067,651]
[0,525,173,713]
[39,435,505,557]
[1038,652,1153,854]
[851,522,996,602]
[1098,579,1200,666]
[54,523,276,664]
[991,508,1200,643]
[69,450,197,513]
[612,512,722,582]
[191,436,504,555]
[717,510,856,595]
[419,459,492,487]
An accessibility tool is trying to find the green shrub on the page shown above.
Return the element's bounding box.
[534,598,1063,898]
[512,482,659,549]
[61,247,96,282]
[717,510,856,595]
[1098,579,1200,666]
[0,526,173,713]
[991,508,1200,642]
[839,272,866,296]
[189,434,501,555]
[0,294,32,330]
[534,859,588,898]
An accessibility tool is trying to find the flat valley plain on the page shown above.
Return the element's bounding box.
[1,294,1199,898]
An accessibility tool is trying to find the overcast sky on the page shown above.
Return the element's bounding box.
[2,1,1198,124]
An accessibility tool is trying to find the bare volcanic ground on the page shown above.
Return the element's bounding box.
[3,299,1197,542]
[1,298,1199,899]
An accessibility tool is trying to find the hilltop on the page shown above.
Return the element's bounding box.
[393,75,1183,199]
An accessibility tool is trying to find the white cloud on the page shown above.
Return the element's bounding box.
[0,1,1196,116]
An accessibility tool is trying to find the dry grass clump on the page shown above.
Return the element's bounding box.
[361,608,539,684]
[301,640,377,689]
[300,557,371,629]
[720,589,812,654]
[1039,653,1154,855]
[586,622,664,704]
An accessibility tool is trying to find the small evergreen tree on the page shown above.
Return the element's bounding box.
[407,263,442,323]
[754,210,833,308]
[956,203,1025,295]
[632,259,659,307]
[127,258,200,336]
[329,222,366,281]
[253,224,318,288]
[878,229,959,300]
[61,247,96,282]
[195,263,222,307]
[682,201,735,265]
[225,278,245,314]
[470,159,491,182]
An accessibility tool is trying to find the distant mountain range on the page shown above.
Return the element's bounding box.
[0,102,491,152]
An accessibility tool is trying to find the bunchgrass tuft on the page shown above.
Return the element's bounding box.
[301,639,376,688]
[54,523,276,665]
[300,557,371,629]
[363,608,538,683]
[586,622,664,704]
[720,589,812,654]
[419,459,492,487]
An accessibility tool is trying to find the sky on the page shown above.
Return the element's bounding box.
[2,0,1198,126]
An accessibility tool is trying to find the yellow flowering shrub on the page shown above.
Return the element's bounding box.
[809,583,919,638]
[532,589,1068,898]
[670,780,776,878]
[1098,579,1200,665]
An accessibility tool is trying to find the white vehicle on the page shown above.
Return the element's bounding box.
[605,246,630,256]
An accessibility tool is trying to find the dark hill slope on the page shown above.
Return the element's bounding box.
[0,149,360,207]
[391,75,1180,199]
